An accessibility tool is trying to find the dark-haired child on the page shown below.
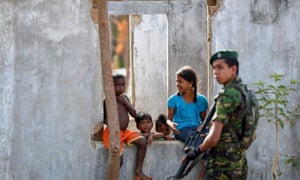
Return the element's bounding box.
[167,65,208,142]
[166,66,208,179]
[102,74,152,180]
[155,114,175,140]
[135,112,166,144]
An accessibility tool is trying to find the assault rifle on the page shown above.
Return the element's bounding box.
[167,101,216,180]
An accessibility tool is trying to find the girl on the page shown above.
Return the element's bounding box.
[166,65,208,142]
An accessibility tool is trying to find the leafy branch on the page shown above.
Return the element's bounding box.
[255,73,300,180]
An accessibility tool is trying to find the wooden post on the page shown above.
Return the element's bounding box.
[206,1,219,103]
[97,0,121,179]
[206,5,212,103]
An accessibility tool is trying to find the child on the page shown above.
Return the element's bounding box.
[102,74,152,180]
[166,66,208,179]
[135,112,165,144]
[155,114,175,140]
[166,65,208,142]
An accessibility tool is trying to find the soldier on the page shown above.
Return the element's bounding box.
[186,50,248,179]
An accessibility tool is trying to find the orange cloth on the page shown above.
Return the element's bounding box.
[103,127,143,154]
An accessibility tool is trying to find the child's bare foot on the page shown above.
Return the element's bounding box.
[134,171,152,180]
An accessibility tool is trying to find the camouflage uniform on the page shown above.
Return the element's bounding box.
[205,77,248,180]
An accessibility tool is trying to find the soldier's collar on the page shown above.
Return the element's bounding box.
[224,77,241,88]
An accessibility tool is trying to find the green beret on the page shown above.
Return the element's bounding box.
[210,50,238,64]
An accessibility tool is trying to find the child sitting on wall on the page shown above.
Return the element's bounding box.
[155,114,175,140]
[136,112,175,143]
[135,112,166,144]
[102,74,152,180]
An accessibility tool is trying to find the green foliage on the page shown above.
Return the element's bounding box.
[255,73,300,179]
[284,152,300,167]
[255,73,299,128]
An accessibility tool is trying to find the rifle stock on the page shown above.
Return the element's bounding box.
[167,102,216,179]
[174,159,189,178]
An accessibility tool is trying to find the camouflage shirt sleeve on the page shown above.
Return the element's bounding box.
[214,87,242,126]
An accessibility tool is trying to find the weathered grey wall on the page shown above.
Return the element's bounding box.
[132,14,168,118]
[210,0,300,179]
[0,0,101,179]
[94,141,203,180]
[168,0,208,97]
[1,0,300,180]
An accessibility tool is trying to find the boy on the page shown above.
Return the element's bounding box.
[135,112,170,144]
[102,74,152,180]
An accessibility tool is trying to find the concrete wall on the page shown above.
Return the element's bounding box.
[210,0,300,179]
[94,141,202,180]
[167,0,208,98]
[0,1,101,179]
[132,14,168,118]
[1,0,300,180]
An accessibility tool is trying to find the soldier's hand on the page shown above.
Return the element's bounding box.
[186,147,202,160]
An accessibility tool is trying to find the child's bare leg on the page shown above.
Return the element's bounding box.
[133,137,152,180]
